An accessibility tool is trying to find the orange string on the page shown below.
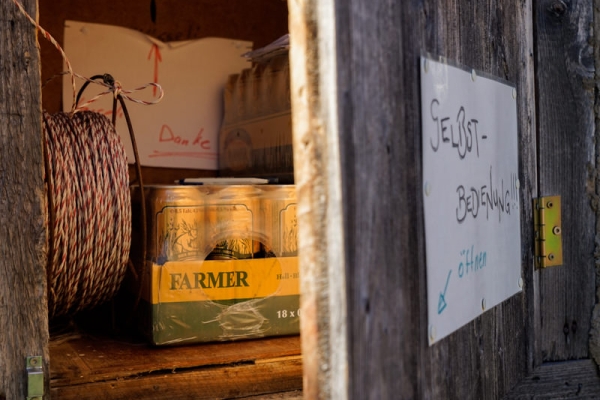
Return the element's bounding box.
[10,0,164,114]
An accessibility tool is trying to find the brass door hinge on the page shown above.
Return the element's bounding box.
[533,196,563,269]
[26,356,43,400]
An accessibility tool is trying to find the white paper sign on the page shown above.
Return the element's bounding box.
[421,57,522,345]
[63,20,252,169]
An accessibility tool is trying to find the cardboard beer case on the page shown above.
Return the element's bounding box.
[128,183,299,345]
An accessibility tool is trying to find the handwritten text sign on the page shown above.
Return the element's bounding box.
[421,57,522,345]
[63,20,252,169]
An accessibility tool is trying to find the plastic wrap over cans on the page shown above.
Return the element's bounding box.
[128,184,299,345]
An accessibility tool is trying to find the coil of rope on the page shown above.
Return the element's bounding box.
[43,110,131,318]
[11,0,160,318]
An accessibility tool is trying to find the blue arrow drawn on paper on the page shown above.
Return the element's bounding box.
[438,270,452,315]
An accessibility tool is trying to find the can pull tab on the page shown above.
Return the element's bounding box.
[26,356,43,400]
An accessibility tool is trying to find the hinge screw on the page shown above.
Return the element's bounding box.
[548,253,555,261]
[553,226,561,235]
[547,201,554,209]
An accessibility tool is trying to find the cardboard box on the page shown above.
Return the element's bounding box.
[218,55,294,183]
[129,184,299,345]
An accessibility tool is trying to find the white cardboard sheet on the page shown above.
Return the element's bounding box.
[420,57,522,345]
[62,20,252,169]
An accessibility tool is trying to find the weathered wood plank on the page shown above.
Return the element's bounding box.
[591,0,600,369]
[0,0,50,399]
[343,1,535,399]
[242,391,303,400]
[288,0,349,399]
[50,357,303,400]
[505,359,600,399]
[290,0,536,398]
[535,0,596,363]
[50,334,301,387]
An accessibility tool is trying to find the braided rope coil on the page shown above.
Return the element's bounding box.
[43,111,131,318]
[9,0,152,319]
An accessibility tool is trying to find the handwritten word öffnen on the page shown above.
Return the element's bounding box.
[458,245,487,278]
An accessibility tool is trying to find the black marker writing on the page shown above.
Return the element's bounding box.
[455,166,518,223]
[430,99,486,159]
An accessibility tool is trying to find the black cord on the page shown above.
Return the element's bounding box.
[75,73,115,108]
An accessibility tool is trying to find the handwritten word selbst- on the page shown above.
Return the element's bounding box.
[429,99,487,159]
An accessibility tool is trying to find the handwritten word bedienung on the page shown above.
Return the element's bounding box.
[455,166,518,224]
[429,99,486,159]
[457,245,487,278]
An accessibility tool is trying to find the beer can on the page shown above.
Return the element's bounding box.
[203,185,262,260]
[258,185,297,257]
[130,185,263,265]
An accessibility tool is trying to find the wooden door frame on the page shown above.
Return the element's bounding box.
[289,0,600,398]
[0,0,50,399]
[288,1,349,398]
[508,0,600,396]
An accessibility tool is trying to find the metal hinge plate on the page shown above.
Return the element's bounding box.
[26,356,43,400]
[533,196,563,268]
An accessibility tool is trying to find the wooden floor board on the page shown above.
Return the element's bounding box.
[240,390,304,399]
[50,331,303,399]
[505,359,600,399]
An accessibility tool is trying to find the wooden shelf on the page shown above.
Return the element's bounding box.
[50,331,302,399]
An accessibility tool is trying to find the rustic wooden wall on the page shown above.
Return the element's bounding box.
[288,0,349,397]
[290,0,537,398]
[0,0,49,398]
[591,0,600,369]
[340,1,535,398]
[534,0,596,364]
